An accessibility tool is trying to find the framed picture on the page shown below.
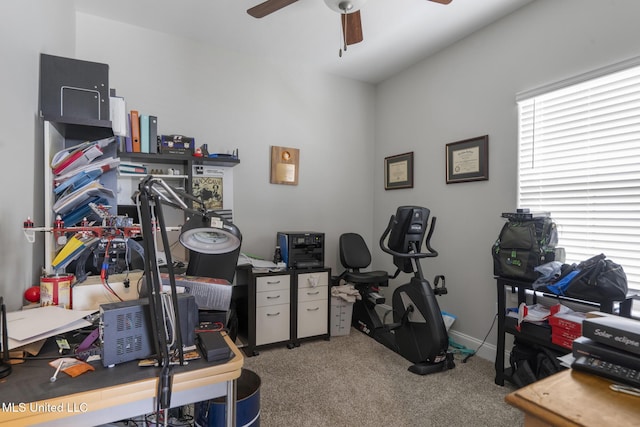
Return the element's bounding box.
[445,135,489,184]
[270,146,299,185]
[384,152,414,190]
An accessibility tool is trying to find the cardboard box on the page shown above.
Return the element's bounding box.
[582,314,640,355]
[551,333,575,350]
[549,311,586,335]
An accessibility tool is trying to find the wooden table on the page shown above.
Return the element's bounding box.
[505,369,640,426]
[0,332,244,426]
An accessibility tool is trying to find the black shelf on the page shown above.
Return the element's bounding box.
[504,317,567,353]
[119,151,240,167]
[45,116,114,141]
[42,114,112,129]
[494,276,616,387]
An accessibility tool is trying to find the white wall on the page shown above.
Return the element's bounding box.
[0,0,76,310]
[373,0,640,357]
[0,3,375,310]
[74,14,376,275]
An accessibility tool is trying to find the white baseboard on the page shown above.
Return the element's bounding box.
[448,329,509,365]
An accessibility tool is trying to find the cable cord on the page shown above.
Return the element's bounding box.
[462,313,498,363]
[100,236,124,302]
[161,293,176,349]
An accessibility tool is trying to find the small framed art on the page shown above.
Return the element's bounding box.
[384,152,414,190]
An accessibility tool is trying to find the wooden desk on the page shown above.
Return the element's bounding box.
[0,332,244,426]
[505,369,640,426]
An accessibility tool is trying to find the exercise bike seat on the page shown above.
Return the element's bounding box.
[339,233,389,286]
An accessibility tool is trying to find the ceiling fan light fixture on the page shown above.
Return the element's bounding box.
[324,0,367,14]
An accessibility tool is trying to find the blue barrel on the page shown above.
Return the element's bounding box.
[195,368,261,427]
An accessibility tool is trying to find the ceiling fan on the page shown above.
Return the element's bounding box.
[247,0,452,55]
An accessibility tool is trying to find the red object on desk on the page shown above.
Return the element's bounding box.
[24,286,40,303]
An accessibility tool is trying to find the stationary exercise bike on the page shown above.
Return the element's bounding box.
[338,206,454,375]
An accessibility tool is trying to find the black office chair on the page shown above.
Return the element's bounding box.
[338,233,389,287]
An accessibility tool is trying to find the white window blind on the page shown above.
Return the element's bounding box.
[517,64,640,292]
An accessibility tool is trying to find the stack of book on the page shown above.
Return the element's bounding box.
[572,313,640,375]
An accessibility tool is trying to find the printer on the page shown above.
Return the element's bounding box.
[277,232,324,269]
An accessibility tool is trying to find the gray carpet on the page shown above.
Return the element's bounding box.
[243,329,524,427]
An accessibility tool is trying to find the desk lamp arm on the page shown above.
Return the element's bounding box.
[137,176,190,411]
[140,176,207,215]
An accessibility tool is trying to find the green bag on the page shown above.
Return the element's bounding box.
[492,217,558,281]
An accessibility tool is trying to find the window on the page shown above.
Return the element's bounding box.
[517,59,640,292]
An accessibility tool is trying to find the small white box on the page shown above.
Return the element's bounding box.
[331,297,354,336]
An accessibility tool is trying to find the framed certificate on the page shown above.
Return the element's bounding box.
[384,152,414,190]
[445,135,489,184]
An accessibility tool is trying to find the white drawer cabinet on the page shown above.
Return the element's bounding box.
[254,273,291,348]
[235,269,293,356]
[236,267,330,357]
[295,269,330,341]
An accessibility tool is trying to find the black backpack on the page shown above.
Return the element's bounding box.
[549,254,628,303]
[492,216,558,281]
[509,341,563,388]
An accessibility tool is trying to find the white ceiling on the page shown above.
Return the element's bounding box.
[74,0,534,84]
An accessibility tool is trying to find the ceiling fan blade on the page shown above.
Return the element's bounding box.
[342,10,363,46]
[247,0,299,18]
[428,0,452,4]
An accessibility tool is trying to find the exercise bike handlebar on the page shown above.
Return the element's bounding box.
[379,215,439,259]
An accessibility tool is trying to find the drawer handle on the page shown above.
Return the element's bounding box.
[307,307,320,312]
[266,312,281,317]
[266,280,281,285]
[307,291,320,296]
[266,295,281,299]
